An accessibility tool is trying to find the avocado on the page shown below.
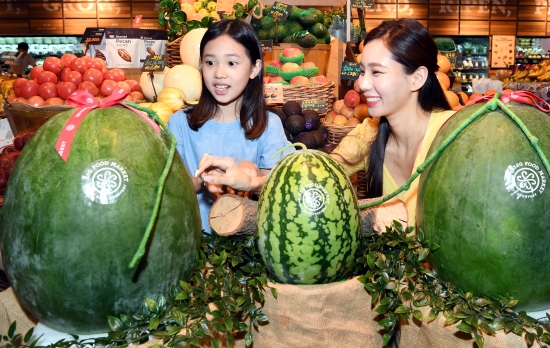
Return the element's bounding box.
[286,115,306,136]
[308,8,324,24]
[260,16,275,30]
[282,100,302,117]
[294,131,318,149]
[297,10,318,27]
[268,107,287,127]
[309,129,325,148]
[310,23,328,38]
[288,6,303,21]
[251,18,261,31]
[288,21,303,35]
[297,33,317,48]
[283,35,297,43]
[275,21,290,40]
[302,110,320,130]
[262,5,273,17]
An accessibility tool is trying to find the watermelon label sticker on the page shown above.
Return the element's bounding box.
[504,161,546,200]
[81,159,129,204]
[298,183,330,216]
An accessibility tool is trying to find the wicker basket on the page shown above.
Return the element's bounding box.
[321,119,357,145]
[166,36,184,68]
[3,103,71,135]
[271,82,335,115]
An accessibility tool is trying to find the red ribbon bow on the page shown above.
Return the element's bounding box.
[55,88,160,162]
[465,90,550,113]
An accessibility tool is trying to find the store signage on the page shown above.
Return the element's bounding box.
[340,61,361,81]
[301,99,326,113]
[142,54,167,72]
[351,0,374,9]
[0,51,18,64]
[269,2,291,21]
[264,84,284,104]
[260,40,273,53]
[133,15,142,28]
[216,0,234,14]
[80,28,105,45]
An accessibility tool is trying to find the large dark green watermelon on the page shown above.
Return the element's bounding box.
[1,106,201,334]
[257,148,361,284]
[418,99,550,312]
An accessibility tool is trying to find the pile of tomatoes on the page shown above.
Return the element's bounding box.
[7,54,144,107]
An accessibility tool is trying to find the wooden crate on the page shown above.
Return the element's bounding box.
[264,43,331,76]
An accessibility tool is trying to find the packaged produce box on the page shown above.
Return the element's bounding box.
[263,43,331,77]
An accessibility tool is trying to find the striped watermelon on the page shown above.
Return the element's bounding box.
[257,147,360,284]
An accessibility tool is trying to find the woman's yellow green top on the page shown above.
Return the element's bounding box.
[331,110,456,227]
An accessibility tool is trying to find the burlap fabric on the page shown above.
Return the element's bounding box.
[400,304,540,348]
[0,288,37,334]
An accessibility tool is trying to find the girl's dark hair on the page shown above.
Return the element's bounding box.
[363,18,452,198]
[188,20,267,139]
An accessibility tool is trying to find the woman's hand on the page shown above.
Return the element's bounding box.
[195,155,266,195]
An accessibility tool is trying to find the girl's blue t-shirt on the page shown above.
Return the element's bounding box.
[167,109,293,233]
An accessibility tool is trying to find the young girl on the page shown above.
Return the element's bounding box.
[331,18,454,228]
[167,20,293,233]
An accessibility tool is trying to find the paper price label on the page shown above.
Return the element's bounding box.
[142,54,167,72]
[260,40,273,53]
[216,0,234,14]
[340,61,361,81]
[80,28,105,45]
[301,99,326,113]
[351,0,374,9]
[269,2,291,20]
[264,84,284,104]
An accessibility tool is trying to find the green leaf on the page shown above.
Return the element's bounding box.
[375,305,387,314]
[379,297,392,306]
[270,287,278,299]
[367,254,375,269]
[23,327,34,343]
[417,248,429,261]
[145,297,159,313]
[427,308,439,323]
[525,332,536,346]
[382,332,391,346]
[158,12,167,27]
[7,322,15,339]
[474,332,484,348]
[394,305,410,314]
[456,322,474,334]
[505,299,518,308]
[245,332,253,347]
[430,242,440,251]
[149,317,161,330]
[474,298,492,307]
[167,325,181,335]
[444,315,460,325]
[108,316,123,332]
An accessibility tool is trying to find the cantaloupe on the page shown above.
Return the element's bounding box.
[163,64,202,102]
[179,28,207,70]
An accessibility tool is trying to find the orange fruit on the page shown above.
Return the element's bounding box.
[456,91,468,105]
[503,89,514,93]
[469,93,483,101]
[484,89,498,96]
[437,54,452,73]
[436,71,451,90]
[445,90,460,107]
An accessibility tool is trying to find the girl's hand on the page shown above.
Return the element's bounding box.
[195,155,266,195]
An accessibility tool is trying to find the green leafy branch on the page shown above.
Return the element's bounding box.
[1,233,270,348]
[158,0,216,42]
[355,222,550,348]
[222,0,259,21]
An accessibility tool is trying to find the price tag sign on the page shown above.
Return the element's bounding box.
[0,51,18,64]
[80,28,105,45]
[340,61,361,81]
[269,2,291,21]
[142,54,167,72]
[351,0,374,9]
[264,84,284,104]
[260,40,273,53]
[301,99,326,113]
[216,0,234,14]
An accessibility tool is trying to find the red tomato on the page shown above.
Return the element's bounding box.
[123,94,134,101]
[112,68,126,81]
[38,82,58,100]
[7,94,16,103]
[60,68,71,82]
[44,97,65,106]
[87,60,103,71]
[69,58,88,75]
[103,70,122,82]
[81,56,93,62]
[37,71,58,85]
[99,79,117,96]
[42,57,63,75]
[78,81,99,96]
[29,66,44,80]
[57,81,77,100]
[13,97,27,103]
[83,68,104,87]
[13,78,28,97]
[93,57,107,69]
[65,71,82,86]
[116,81,131,93]
[60,53,77,68]
[129,91,144,101]
[125,79,140,92]
[27,95,45,107]
[21,80,40,99]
